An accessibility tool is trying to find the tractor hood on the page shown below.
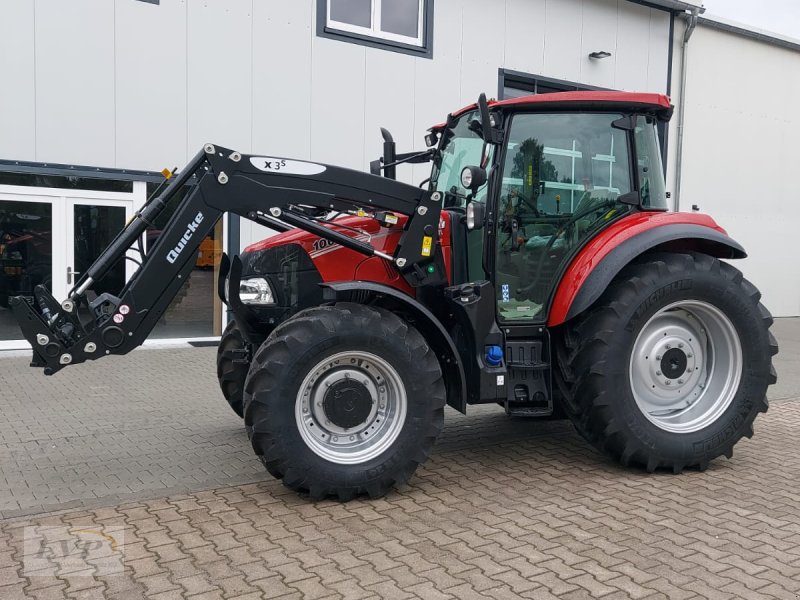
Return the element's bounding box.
[240,214,413,295]
[244,214,400,256]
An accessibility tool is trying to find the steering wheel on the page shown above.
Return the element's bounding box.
[516,198,619,299]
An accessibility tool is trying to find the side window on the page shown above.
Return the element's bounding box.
[495,113,633,321]
[635,116,669,209]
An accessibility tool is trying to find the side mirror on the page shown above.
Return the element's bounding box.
[460,166,487,192]
[466,201,486,230]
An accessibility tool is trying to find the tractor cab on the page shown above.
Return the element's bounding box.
[430,93,670,322]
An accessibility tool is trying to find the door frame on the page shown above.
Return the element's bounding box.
[0,182,146,350]
[65,196,136,297]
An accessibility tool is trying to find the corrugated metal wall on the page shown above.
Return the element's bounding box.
[0,0,671,249]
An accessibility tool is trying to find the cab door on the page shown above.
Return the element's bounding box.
[492,111,635,322]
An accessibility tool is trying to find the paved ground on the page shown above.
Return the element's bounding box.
[0,319,798,599]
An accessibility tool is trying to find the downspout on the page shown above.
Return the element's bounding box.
[673,8,699,211]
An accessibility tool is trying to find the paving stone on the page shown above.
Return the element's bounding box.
[1,341,800,599]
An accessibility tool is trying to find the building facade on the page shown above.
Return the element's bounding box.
[1,0,792,348]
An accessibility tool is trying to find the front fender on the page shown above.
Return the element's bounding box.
[549,212,746,326]
[322,281,467,413]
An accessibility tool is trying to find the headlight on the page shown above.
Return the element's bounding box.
[239,277,274,305]
[460,167,473,189]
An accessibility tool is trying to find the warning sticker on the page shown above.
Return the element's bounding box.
[113,314,124,324]
[119,305,130,315]
[421,236,433,257]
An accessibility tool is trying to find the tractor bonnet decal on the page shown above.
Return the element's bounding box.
[249,157,326,176]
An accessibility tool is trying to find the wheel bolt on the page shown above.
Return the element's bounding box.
[665,344,671,349]
[687,353,693,358]
[687,367,693,372]
[665,380,671,385]
[333,436,338,441]
[656,371,662,376]
[380,404,385,409]
[349,436,355,441]
[678,343,684,349]
[678,379,684,384]
[656,355,662,361]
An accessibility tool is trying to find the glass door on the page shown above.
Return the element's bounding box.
[0,196,56,345]
[66,198,134,299]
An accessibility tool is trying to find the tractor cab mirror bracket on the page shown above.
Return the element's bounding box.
[477,93,504,145]
[618,191,641,206]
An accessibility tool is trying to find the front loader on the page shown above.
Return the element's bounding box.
[12,91,777,500]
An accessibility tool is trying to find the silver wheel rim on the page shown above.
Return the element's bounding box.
[629,300,742,433]
[295,351,407,464]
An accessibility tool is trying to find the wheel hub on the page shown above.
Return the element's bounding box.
[660,347,688,380]
[296,352,407,465]
[629,301,743,433]
[323,378,374,429]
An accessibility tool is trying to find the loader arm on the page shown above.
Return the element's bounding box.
[11,144,444,375]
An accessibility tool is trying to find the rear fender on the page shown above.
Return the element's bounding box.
[549,216,746,326]
[322,281,467,413]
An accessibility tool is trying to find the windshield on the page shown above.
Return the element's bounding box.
[431,112,494,208]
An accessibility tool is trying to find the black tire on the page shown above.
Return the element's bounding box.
[216,320,250,418]
[556,252,777,473]
[243,302,446,500]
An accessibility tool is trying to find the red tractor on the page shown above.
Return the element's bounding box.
[12,91,777,500]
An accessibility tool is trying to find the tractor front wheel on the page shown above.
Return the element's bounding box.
[243,303,446,500]
[558,252,777,473]
[216,320,250,418]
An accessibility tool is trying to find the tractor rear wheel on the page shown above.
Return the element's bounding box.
[216,320,250,418]
[243,303,446,500]
[557,252,777,473]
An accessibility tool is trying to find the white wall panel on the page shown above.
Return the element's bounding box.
[309,36,366,170]
[252,0,313,159]
[411,0,463,184]
[363,48,416,178]
[647,9,671,92]
[459,0,505,104]
[187,0,252,155]
[504,0,546,77]
[115,0,188,171]
[579,0,618,88]
[34,0,115,166]
[680,25,800,316]
[0,0,36,161]
[543,0,584,83]
[615,0,652,91]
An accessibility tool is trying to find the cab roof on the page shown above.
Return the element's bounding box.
[435,91,673,129]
